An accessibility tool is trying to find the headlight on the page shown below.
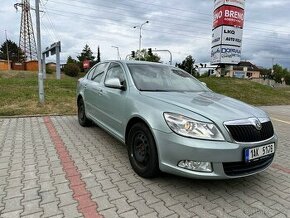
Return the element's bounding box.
[164,113,224,141]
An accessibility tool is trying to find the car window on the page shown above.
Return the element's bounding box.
[91,63,108,83]
[86,66,96,80]
[127,64,209,92]
[105,63,125,84]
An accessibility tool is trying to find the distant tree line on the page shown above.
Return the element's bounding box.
[260,64,290,85]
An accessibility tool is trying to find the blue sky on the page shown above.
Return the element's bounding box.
[1,0,290,68]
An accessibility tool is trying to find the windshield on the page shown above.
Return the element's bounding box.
[127,64,209,92]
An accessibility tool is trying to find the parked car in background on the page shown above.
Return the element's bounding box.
[77,60,277,179]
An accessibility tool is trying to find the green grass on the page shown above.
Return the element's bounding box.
[0,70,289,116]
[200,77,290,106]
[0,71,78,116]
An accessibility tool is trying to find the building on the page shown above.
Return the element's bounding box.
[0,60,11,71]
[227,61,261,79]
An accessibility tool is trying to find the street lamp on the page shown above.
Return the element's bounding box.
[133,20,149,61]
[111,46,121,60]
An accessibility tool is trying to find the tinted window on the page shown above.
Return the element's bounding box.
[127,64,208,92]
[86,66,96,80]
[91,63,108,83]
[105,63,125,83]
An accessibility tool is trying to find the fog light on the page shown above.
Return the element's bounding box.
[178,160,212,172]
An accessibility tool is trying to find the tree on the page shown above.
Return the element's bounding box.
[91,46,101,66]
[77,44,95,63]
[272,64,288,83]
[133,49,160,62]
[97,46,101,63]
[0,39,25,62]
[176,55,196,76]
[77,44,96,71]
[66,55,77,64]
[260,67,272,79]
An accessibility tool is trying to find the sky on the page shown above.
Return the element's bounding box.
[1,0,290,68]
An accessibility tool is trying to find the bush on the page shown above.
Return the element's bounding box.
[46,66,53,74]
[284,74,290,85]
[63,63,80,77]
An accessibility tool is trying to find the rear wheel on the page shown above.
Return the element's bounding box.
[128,123,159,178]
[77,98,91,127]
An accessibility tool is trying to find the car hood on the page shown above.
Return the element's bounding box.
[141,91,267,122]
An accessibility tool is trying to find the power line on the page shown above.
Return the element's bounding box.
[49,0,290,36]
[45,8,290,49]
[47,0,290,41]
[46,7,288,49]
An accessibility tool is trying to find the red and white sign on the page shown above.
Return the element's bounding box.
[214,0,245,10]
[83,60,90,69]
[213,5,244,29]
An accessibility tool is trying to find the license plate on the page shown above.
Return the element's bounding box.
[245,143,275,162]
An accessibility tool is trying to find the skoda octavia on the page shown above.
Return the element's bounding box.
[77,60,277,179]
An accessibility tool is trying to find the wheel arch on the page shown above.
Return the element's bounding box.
[77,94,83,105]
[125,116,156,147]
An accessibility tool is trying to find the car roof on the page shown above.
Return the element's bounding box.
[105,60,173,67]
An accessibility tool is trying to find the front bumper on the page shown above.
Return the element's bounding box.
[153,129,278,179]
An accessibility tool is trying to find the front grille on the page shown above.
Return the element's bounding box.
[223,154,274,176]
[226,121,274,142]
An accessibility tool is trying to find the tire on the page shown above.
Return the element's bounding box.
[77,98,91,127]
[128,123,159,178]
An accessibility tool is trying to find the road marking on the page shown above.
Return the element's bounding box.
[44,116,102,218]
[272,118,290,125]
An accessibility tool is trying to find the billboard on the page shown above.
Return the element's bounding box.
[211,45,242,65]
[212,26,243,47]
[213,5,244,29]
[211,0,245,65]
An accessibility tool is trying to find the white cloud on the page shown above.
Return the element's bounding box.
[1,0,290,68]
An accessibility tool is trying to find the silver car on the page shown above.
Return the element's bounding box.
[77,60,277,179]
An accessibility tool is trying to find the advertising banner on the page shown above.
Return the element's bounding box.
[212,26,243,47]
[212,26,222,47]
[221,26,243,46]
[211,0,245,65]
[211,45,242,65]
[213,5,244,29]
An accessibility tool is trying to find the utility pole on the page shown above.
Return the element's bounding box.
[5,30,10,71]
[35,0,44,103]
[14,0,38,61]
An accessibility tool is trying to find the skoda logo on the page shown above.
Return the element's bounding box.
[255,120,262,131]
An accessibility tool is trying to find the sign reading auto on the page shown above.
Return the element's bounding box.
[211,0,245,65]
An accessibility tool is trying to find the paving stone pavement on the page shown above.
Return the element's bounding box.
[0,106,290,218]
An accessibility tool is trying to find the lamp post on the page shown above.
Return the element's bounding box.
[133,21,149,61]
[111,46,121,60]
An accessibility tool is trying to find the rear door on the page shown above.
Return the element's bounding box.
[83,62,108,120]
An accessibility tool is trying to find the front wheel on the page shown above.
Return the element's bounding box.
[127,123,159,178]
[77,98,91,127]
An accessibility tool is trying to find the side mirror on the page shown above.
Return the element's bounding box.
[105,78,126,90]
